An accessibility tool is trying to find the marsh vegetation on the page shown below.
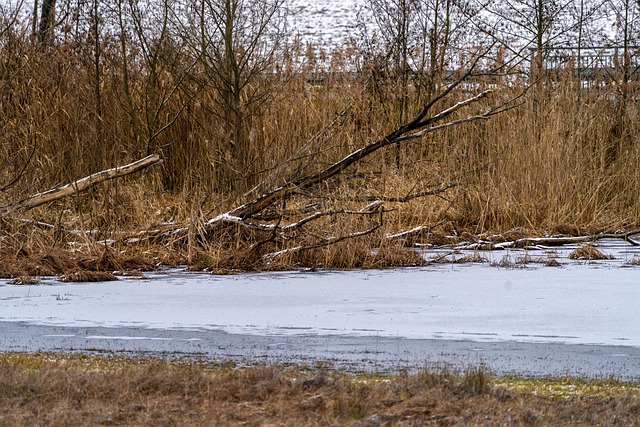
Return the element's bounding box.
[1,0,639,278]
[2,353,640,426]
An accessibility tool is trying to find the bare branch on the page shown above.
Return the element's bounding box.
[1,155,162,215]
[263,212,383,261]
[0,143,37,192]
[342,183,457,204]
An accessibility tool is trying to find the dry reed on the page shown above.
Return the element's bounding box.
[568,243,614,260]
[1,25,639,273]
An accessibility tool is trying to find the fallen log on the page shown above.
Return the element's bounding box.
[457,230,640,250]
[123,50,525,258]
[1,154,162,215]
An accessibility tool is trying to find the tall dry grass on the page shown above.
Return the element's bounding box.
[1,19,639,272]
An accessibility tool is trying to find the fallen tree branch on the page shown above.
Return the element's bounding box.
[248,216,282,253]
[263,211,383,261]
[386,225,433,240]
[226,97,490,220]
[386,221,447,240]
[133,205,386,247]
[1,154,162,215]
[136,48,514,249]
[227,60,494,221]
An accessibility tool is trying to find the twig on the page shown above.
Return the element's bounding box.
[386,221,447,240]
[0,143,37,192]
[343,183,457,203]
[263,211,383,262]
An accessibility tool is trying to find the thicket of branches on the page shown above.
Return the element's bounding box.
[0,0,639,273]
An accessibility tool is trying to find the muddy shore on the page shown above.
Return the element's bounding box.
[2,322,639,379]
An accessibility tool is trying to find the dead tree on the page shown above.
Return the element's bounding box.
[148,57,523,259]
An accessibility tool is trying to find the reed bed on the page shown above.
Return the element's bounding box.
[1,28,639,274]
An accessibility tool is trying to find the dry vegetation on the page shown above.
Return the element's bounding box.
[1,7,639,278]
[0,353,639,426]
[568,243,614,260]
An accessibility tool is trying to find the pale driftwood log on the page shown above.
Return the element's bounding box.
[456,230,640,250]
[1,154,162,215]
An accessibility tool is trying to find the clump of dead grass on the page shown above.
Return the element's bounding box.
[490,252,563,268]
[7,276,39,285]
[452,253,488,264]
[58,270,118,282]
[0,228,156,280]
[491,254,516,268]
[568,243,614,261]
[542,257,562,267]
[364,244,427,268]
[515,254,563,267]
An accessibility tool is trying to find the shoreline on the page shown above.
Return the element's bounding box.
[2,321,639,379]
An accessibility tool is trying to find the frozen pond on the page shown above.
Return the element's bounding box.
[1,239,640,378]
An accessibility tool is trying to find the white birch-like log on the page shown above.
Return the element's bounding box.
[2,154,162,215]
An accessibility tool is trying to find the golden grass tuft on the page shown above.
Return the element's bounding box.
[366,245,428,268]
[568,243,614,260]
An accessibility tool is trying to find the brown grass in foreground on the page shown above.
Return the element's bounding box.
[0,353,639,426]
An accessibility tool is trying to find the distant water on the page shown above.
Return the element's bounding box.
[286,0,367,49]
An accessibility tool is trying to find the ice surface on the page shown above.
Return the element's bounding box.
[286,0,366,49]
[1,240,639,348]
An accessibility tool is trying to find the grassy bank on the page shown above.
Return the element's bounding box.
[1,353,639,426]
